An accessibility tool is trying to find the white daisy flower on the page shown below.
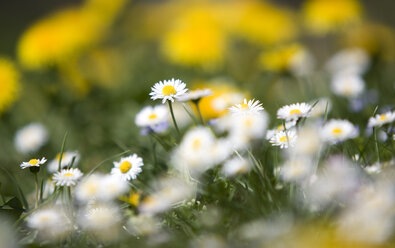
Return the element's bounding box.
[321,119,359,143]
[27,207,71,240]
[368,111,395,128]
[172,127,218,175]
[149,78,188,104]
[75,174,102,202]
[229,98,264,115]
[135,105,168,128]
[266,120,297,140]
[53,168,83,187]
[47,151,80,173]
[111,154,144,181]
[20,157,47,169]
[14,123,48,154]
[326,48,370,76]
[269,130,297,149]
[177,88,212,102]
[277,102,312,120]
[281,157,313,182]
[100,175,129,201]
[331,72,365,98]
[222,156,251,177]
[79,204,122,241]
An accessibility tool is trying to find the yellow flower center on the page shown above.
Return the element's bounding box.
[192,139,201,150]
[241,103,249,109]
[162,85,176,96]
[120,161,132,173]
[148,113,157,120]
[279,136,288,142]
[29,159,39,165]
[64,173,73,177]
[379,114,387,121]
[290,109,302,115]
[332,128,343,135]
[244,118,253,127]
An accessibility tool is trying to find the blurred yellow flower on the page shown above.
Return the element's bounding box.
[302,0,362,35]
[18,0,126,70]
[194,80,246,121]
[161,7,226,68]
[233,1,297,46]
[259,43,305,72]
[120,191,141,207]
[342,22,395,61]
[0,59,20,114]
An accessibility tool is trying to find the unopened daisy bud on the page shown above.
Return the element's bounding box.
[149,78,188,104]
[53,168,83,187]
[20,157,47,173]
[277,102,312,121]
[229,98,264,115]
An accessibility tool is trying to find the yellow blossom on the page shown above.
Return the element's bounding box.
[194,80,246,121]
[0,59,20,114]
[233,1,297,46]
[161,7,226,68]
[120,191,141,207]
[302,0,362,35]
[259,43,305,72]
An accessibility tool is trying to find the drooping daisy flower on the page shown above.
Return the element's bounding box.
[111,154,144,181]
[321,119,359,143]
[27,207,71,240]
[269,130,297,149]
[20,157,47,169]
[277,103,312,120]
[222,156,251,177]
[47,151,80,173]
[229,99,264,115]
[14,123,48,154]
[135,105,168,135]
[53,168,83,186]
[331,72,365,98]
[368,111,395,128]
[149,78,188,104]
[177,89,213,102]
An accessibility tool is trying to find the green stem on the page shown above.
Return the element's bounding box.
[34,173,39,209]
[374,127,380,164]
[194,101,204,125]
[168,101,180,136]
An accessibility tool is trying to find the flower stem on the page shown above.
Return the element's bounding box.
[34,173,39,209]
[168,101,180,136]
[194,101,205,125]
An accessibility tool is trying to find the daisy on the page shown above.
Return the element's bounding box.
[266,120,297,140]
[222,156,251,177]
[20,157,47,169]
[368,111,395,128]
[281,157,313,182]
[14,123,48,154]
[177,88,212,102]
[229,98,264,115]
[149,78,188,104]
[277,102,312,120]
[269,130,297,149]
[27,207,71,240]
[321,119,359,143]
[326,48,370,76]
[47,151,80,173]
[135,105,168,127]
[111,154,144,181]
[331,72,365,98]
[53,168,83,186]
